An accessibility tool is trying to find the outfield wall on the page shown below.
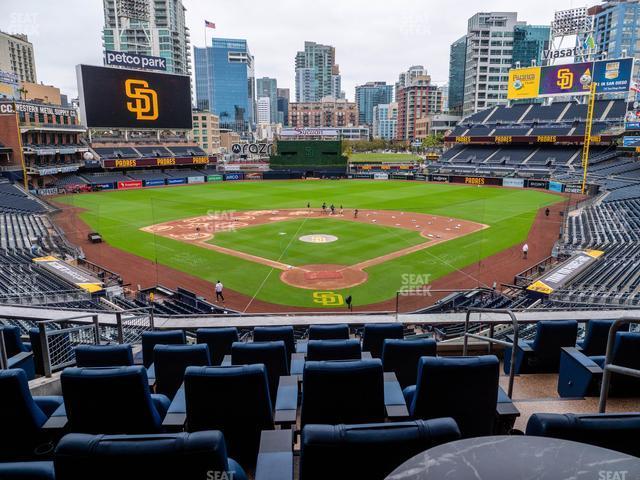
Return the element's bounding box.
[37,171,599,196]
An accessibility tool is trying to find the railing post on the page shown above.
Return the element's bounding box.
[0,333,8,370]
[92,315,100,344]
[507,311,518,399]
[39,322,52,378]
[462,310,471,356]
[116,312,124,344]
[598,317,630,413]
[149,308,155,330]
[489,324,495,354]
[395,292,399,320]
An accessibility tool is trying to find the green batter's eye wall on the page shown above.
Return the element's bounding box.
[270,140,347,171]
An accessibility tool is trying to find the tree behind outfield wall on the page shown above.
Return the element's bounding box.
[421,133,444,149]
[343,139,410,154]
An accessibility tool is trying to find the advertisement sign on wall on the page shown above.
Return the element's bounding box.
[167,177,187,185]
[539,62,593,97]
[117,180,142,190]
[429,174,449,183]
[507,67,541,100]
[207,174,223,182]
[187,176,205,184]
[503,177,525,188]
[373,172,389,180]
[144,179,165,187]
[592,58,634,94]
[224,173,244,181]
[622,136,640,148]
[527,179,549,189]
[548,181,564,192]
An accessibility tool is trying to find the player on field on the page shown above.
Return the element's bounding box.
[215,280,225,302]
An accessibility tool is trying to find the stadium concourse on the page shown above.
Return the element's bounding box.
[2,102,640,478]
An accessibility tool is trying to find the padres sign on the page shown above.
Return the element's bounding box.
[76,64,192,129]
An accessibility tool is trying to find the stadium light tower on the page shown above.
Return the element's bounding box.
[550,7,596,64]
[581,80,597,195]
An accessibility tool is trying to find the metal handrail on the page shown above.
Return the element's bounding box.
[598,317,640,412]
[462,308,519,398]
[0,333,7,370]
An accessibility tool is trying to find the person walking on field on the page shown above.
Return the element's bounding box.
[215,280,225,302]
[522,243,529,260]
[354,209,359,219]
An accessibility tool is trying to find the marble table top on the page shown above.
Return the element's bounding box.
[386,435,640,480]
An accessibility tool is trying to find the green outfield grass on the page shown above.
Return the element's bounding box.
[210,218,427,266]
[348,152,421,163]
[55,180,564,309]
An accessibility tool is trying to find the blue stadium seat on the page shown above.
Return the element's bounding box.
[558,332,640,398]
[153,344,210,398]
[0,369,63,462]
[60,366,169,434]
[526,413,640,458]
[306,339,361,361]
[0,461,54,480]
[308,324,350,340]
[181,365,274,465]
[578,320,629,356]
[196,327,239,365]
[382,338,437,389]
[74,344,133,368]
[1,325,35,380]
[504,320,578,374]
[403,356,499,438]
[362,323,404,358]
[53,431,247,480]
[231,341,289,400]
[141,330,186,368]
[253,326,296,359]
[301,359,386,426]
[300,419,461,480]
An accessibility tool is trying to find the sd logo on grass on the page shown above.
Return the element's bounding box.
[312,291,344,306]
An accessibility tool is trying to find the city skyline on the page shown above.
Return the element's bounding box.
[0,0,579,101]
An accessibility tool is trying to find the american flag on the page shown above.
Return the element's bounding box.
[205,20,216,29]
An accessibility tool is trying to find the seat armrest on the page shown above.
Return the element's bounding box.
[255,429,294,480]
[296,341,308,354]
[162,384,187,430]
[42,403,68,431]
[146,363,156,387]
[561,347,602,373]
[8,351,33,366]
[361,351,372,360]
[274,376,298,427]
[221,355,232,366]
[383,372,409,419]
[506,335,533,352]
[290,353,305,376]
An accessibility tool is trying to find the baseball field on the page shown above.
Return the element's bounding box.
[54,180,565,311]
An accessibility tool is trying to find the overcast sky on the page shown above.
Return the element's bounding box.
[1,0,583,100]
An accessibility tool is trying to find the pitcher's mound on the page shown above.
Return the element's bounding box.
[280,264,368,290]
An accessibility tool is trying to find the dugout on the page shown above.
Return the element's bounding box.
[269,140,348,177]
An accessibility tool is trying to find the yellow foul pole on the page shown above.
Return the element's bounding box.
[581,81,597,195]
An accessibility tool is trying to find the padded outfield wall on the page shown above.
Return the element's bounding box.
[270,140,348,174]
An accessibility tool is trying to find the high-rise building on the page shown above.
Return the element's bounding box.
[256,77,278,124]
[372,102,398,140]
[512,25,550,68]
[448,36,467,115]
[257,97,271,124]
[194,38,255,134]
[355,82,393,126]
[277,88,290,125]
[590,1,640,61]
[395,67,442,141]
[192,110,221,155]
[440,83,450,112]
[460,12,549,116]
[101,0,191,75]
[0,31,37,83]
[295,41,341,102]
[288,98,358,128]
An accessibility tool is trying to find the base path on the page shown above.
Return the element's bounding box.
[142,208,487,290]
